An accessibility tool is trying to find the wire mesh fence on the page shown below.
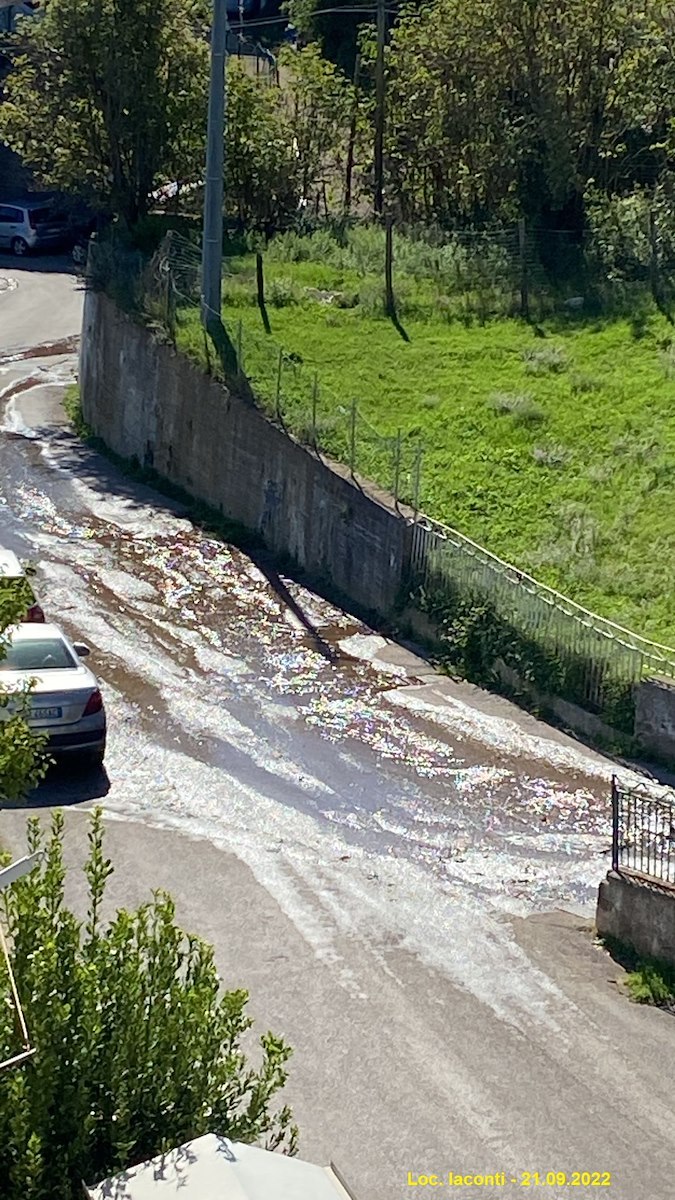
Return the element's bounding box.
[88,232,425,507]
[85,229,675,729]
[409,515,675,727]
[612,778,675,884]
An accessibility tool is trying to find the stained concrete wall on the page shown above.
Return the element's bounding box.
[79,291,408,620]
[596,871,675,964]
[634,677,675,764]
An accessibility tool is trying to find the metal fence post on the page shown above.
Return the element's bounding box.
[611,775,619,873]
[311,373,318,450]
[166,271,176,344]
[275,347,283,420]
[237,319,243,379]
[518,217,529,321]
[349,400,357,476]
[412,442,423,520]
[393,429,402,508]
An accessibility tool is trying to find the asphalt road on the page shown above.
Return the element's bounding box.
[1,258,674,1200]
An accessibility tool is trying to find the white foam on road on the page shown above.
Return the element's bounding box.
[385,685,648,788]
[338,632,409,676]
[95,709,577,1033]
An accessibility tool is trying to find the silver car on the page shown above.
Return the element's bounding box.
[0,200,70,256]
[0,623,107,767]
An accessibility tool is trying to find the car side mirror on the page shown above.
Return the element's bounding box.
[74,643,90,658]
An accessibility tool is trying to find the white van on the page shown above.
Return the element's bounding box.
[0,198,70,256]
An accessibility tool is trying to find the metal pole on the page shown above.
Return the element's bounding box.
[201,0,228,330]
[350,400,357,476]
[412,443,422,520]
[275,347,283,419]
[385,213,395,316]
[312,373,318,448]
[393,429,401,506]
[374,0,386,217]
[611,775,619,873]
[518,217,529,321]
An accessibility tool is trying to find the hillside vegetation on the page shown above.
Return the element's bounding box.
[9,0,675,649]
[169,228,675,646]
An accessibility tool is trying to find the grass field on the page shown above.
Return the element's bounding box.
[174,244,675,647]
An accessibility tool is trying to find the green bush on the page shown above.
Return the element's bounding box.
[522,345,570,375]
[0,578,49,803]
[269,276,300,307]
[488,392,546,425]
[626,959,675,1006]
[413,575,636,733]
[0,810,297,1200]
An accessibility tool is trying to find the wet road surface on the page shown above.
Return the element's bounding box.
[0,331,619,913]
[2,261,674,1200]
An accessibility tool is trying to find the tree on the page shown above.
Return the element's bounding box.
[284,0,363,74]
[384,0,675,231]
[279,43,356,212]
[0,809,297,1200]
[0,575,48,804]
[284,0,423,76]
[0,0,210,225]
[226,62,301,231]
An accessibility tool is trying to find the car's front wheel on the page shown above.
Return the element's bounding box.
[11,237,29,257]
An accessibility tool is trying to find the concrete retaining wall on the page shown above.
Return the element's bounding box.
[634,677,675,764]
[79,291,408,620]
[79,292,675,763]
[596,870,675,964]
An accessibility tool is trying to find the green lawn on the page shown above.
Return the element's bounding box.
[175,254,675,646]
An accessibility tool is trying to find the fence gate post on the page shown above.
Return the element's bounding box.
[611,775,619,872]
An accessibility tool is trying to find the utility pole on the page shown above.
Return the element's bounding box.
[201,0,228,331]
[374,0,386,217]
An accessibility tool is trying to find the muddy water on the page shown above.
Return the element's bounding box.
[0,349,623,918]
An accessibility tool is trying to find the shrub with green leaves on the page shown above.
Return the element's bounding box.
[0,810,297,1199]
[522,345,570,375]
[488,392,546,425]
[412,573,636,733]
[0,576,49,803]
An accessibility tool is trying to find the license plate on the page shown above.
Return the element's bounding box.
[33,707,62,719]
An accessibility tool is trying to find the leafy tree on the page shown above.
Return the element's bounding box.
[0,0,210,224]
[0,809,297,1200]
[284,0,422,75]
[284,0,364,74]
[384,0,675,230]
[226,62,301,231]
[279,43,355,211]
[0,576,48,804]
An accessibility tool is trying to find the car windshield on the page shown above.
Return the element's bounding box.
[0,637,76,671]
